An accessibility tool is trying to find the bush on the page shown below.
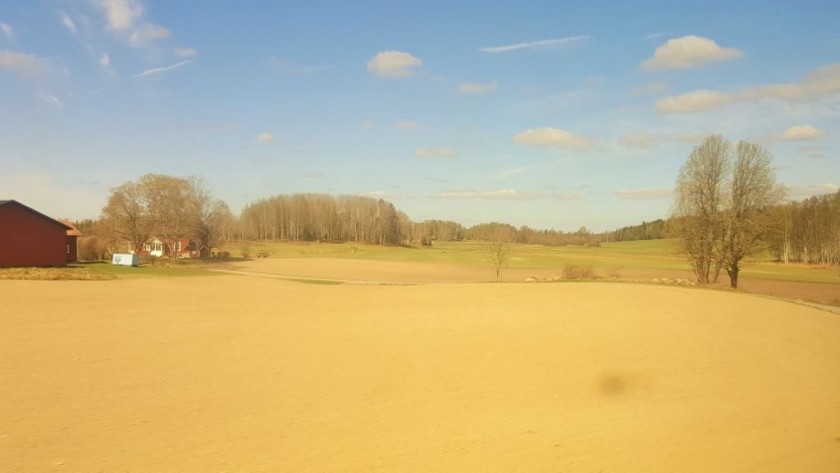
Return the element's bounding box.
[562,264,596,280]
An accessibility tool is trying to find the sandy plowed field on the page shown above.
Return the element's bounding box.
[2,276,839,472]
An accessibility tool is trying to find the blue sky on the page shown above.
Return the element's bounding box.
[1,0,838,232]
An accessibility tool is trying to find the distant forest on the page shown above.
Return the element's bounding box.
[74,183,839,267]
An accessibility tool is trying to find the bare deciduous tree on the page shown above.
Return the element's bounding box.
[102,174,229,259]
[484,225,514,281]
[674,135,729,284]
[722,141,785,288]
[674,136,783,288]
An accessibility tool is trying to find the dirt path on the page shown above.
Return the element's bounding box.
[2,277,839,472]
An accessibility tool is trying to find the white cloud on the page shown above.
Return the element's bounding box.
[394,121,419,129]
[92,0,170,49]
[0,22,14,41]
[513,127,596,151]
[655,89,733,113]
[257,132,274,142]
[458,81,498,94]
[785,184,838,200]
[480,36,588,53]
[58,10,77,34]
[128,23,170,48]
[367,50,422,78]
[416,148,455,158]
[172,47,197,58]
[781,124,825,141]
[133,59,191,78]
[614,188,674,200]
[437,189,540,200]
[95,0,144,31]
[656,62,840,114]
[302,171,325,179]
[641,35,742,70]
[99,54,111,67]
[0,50,47,76]
[360,120,374,129]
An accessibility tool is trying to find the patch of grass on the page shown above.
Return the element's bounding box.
[0,266,116,281]
[80,260,220,279]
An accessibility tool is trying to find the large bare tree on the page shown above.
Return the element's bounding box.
[674,136,783,288]
[102,174,229,259]
[722,141,785,288]
[674,135,729,284]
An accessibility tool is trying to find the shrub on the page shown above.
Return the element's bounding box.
[563,264,596,280]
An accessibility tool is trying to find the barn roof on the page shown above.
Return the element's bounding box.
[59,219,83,236]
[0,200,73,230]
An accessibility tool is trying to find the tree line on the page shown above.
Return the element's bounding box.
[766,191,840,265]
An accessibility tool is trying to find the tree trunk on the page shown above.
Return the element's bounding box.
[727,264,739,289]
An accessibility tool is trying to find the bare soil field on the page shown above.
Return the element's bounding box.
[2,273,839,472]
[227,258,840,306]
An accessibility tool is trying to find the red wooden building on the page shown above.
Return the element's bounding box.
[0,200,76,267]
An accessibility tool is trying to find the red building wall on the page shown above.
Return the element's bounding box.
[66,235,78,263]
[0,202,70,267]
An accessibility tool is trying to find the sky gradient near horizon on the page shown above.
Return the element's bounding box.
[1,0,838,232]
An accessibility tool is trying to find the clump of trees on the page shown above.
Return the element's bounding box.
[613,219,668,241]
[766,191,840,266]
[100,174,233,258]
[673,135,784,288]
[238,194,407,245]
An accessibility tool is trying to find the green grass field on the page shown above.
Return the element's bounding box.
[17,239,833,286]
[221,239,839,285]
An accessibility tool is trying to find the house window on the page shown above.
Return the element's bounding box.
[66,245,70,254]
[176,241,182,251]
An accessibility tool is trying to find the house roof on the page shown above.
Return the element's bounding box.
[0,200,73,231]
[59,219,83,236]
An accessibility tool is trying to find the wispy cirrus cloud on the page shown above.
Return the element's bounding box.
[436,189,541,200]
[416,148,455,158]
[0,22,14,41]
[614,188,674,200]
[58,10,77,35]
[458,81,498,94]
[133,59,191,78]
[514,127,596,151]
[481,35,588,53]
[367,50,422,78]
[656,63,840,113]
[395,120,419,129]
[257,132,274,142]
[35,89,63,107]
[641,35,742,70]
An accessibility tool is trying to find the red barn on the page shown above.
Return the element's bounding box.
[0,200,75,268]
